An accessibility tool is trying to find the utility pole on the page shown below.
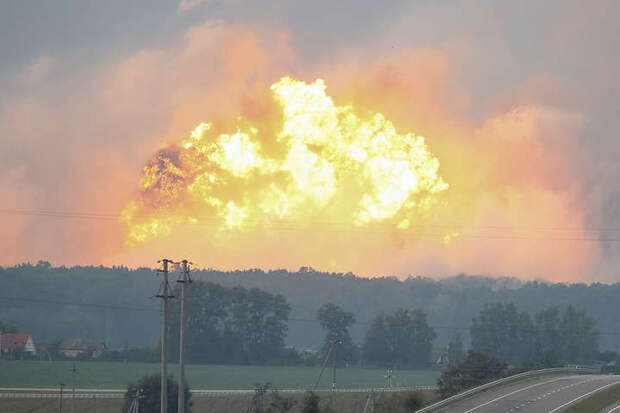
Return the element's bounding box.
[59,383,65,413]
[385,369,393,389]
[71,363,78,413]
[157,259,175,413]
[129,388,143,413]
[103,306,110,349]
[136,389,142,413]
[371,388,376,413]
[332,339,341,391]
[177,259,192,413]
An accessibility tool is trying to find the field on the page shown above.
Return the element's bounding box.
[0,360,439,390]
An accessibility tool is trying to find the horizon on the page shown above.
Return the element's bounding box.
[5,260,616,287]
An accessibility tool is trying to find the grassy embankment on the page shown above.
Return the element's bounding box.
[562,382,620,413]
[0,360,439,389]
[0,389,440,413]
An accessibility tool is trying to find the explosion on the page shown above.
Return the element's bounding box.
[121,77,448,246]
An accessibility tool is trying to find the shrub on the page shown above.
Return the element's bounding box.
[121,374,191,413]
[301,391,321,413]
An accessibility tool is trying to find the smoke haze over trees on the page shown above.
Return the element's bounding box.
[167,282,291,364]
[363,308,436,369]
[470,303,599,365]
[0,263,617,365]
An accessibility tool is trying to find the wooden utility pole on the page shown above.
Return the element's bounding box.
[129,388,143,413]
[385,369,393,389]
[157,259,175,413]
[177,259,192,413]
[71,363,78,413]
[59,383,64,413]
[332,339,341,391]
[332,340,337,390]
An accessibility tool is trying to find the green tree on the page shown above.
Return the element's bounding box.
[168,281,291,364]
[232,287,290,363]
[317,303,358,366]
[122,374,191,413]
[362,308,436,368]
[561,305,598,363]
[533,306,562,366]
[362,314,388,366]
[437,350,506,398]
[447,333,463,366]
[470,303,535,365]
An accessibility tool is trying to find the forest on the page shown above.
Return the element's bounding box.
[0,262,616,368]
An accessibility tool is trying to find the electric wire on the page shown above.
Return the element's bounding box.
[1,208,619,242]
[2,294,620,336]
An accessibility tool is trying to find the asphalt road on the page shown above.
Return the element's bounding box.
[438,374,620,413]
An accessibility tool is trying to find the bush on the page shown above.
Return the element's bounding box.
[301,391,321,413]
[122,374,191,413]
[403,391,423,411]
[267,391,297,413]
[437,350,507,398]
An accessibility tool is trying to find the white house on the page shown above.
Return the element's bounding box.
[0,333,36,358]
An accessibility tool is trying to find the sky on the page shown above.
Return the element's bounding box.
[0,0,618,282]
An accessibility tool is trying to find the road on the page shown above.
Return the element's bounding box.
[438,374,620,413]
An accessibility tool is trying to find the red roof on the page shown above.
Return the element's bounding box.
[1,333,31,350]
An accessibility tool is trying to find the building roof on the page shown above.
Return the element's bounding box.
[60,339,103,350]
[1,333,31,350]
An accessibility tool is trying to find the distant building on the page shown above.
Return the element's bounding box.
[0,333,36,359]
[60,339,104,359]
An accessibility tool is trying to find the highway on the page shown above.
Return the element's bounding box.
[437,374,620,413]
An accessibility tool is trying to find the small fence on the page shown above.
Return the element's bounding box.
[0,385,438,400]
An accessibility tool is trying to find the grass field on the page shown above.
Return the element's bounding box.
[0,360,439,390]
[563,382,620,413]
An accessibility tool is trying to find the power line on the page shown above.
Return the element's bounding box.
[0,295,159,312]
[2,208,619,238]
[285,317,620,336]
[2,294,620,336]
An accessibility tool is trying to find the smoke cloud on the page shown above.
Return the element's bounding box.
[0,1,618,282]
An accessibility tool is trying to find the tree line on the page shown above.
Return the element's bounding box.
[1,277,602,368]
[158,281,600,368]
[471,303,599,366]
[0,263,609,369]
[4,263,620,353]
[167,282,292,365]
[161,281,440,367]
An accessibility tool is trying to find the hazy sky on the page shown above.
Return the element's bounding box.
[1,0,618,282]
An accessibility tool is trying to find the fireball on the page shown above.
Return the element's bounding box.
[121,77,448,246]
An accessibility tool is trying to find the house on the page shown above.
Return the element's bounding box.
[0,333,36,359]
[60,339,104,359]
